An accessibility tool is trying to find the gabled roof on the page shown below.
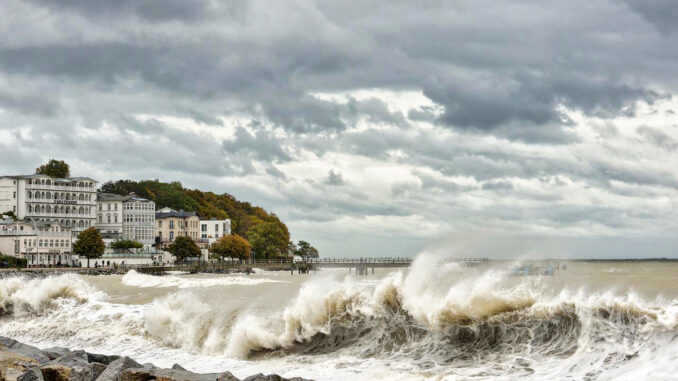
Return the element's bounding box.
[2,174,97,182]
[97,193,128,201]
[155,210,199,219]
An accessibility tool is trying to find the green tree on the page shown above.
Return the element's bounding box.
[36,159,70,178]
[111,239,144,250]
[295,240,320,262]
[73,227,105,267]
[2,211,17,220]
[211,235,251,260]
[168,236,201,262]
[247,222,289,259]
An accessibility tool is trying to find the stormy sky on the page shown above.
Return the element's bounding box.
[2,0,678,258]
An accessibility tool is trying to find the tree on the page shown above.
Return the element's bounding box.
[111,239,143,250]
[295,240,320,262]
[247,222,289,259]
[73,227,105,267]
[211,235,251,260]
[36,159,70,178]
[2,211,17,220]
[287,240,297,257]
[168,236,201,262]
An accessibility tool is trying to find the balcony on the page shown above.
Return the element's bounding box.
[27,198,96,205]
[26,183,96,192]
[0,231,71,237]
[26,212,95,218]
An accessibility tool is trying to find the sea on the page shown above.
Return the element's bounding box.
[1,254,678,380]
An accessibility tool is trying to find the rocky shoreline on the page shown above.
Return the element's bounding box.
[0,337,311,381]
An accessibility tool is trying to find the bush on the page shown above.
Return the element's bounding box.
[0,254,27,268]
[111,239,144,249]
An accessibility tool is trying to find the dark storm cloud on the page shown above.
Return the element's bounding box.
[2,0,678,257]
[326,170,344,186]
[623,0,678,35]
[2,0,676,139]
[25,0,241,23]
[221,126,292,163]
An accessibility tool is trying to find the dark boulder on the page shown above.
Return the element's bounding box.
[95,357,141,381]
[0,337,50,364]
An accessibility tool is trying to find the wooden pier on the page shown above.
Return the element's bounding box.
[130,257,489,275]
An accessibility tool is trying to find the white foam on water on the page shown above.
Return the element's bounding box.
[121,270,285,288]
[1,256,678,380]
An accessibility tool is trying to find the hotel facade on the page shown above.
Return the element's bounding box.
[0,175,97,233]
[0,218,76,266]
[155,208,200,244]
[97,192,156,247]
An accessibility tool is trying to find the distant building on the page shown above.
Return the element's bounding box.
[155,208,199,244]
[0,175,97,233]
[96,193,124,242]
[122,193,155,246]
[96,193,156,247]
[0,218,75,266]
[199,218,232,245]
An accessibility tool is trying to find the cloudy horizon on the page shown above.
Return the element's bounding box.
[2,0,678,258]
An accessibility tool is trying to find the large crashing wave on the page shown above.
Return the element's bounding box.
[0,274,104,316]
[2,257,678,379]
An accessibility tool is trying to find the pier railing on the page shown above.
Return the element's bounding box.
[122,257,490,274]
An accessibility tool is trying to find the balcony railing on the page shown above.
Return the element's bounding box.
[26,184,96,192]
[27,198,96,205]
[0,231,72,237]
[26,212,95,218]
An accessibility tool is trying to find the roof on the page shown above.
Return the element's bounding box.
[2,174,97,182]
[97,192,154,203]
[97,193,128,201]
[156,210,199,219]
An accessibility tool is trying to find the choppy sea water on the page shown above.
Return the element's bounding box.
[1,255,678,380]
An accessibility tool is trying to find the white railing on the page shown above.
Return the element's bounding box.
[26,184,96,192]
[26,212,95,218]
[0,231,71,237]
[27,198,96,205]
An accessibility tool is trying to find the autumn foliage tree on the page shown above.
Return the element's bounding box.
[73,227,105,267]
[168,236,201,262]
[36,159,70,178]
[247,222,289,259]
[210,235,251,260]
[295,240,320,262]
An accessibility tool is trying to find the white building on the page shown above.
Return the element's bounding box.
[199,218,232,245]
[96,193,124,242]
[96,192,156,247]
[0,218,76,267]
[0,175,97,233]
[122,193,155,246]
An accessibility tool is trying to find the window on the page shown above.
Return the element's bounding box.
[201,224,207,232]
[107,204,111,211]
[158,220,162,228]
[169,220,174,229]
[99,204,102,211]
[13,191,16,199]
[114,215,118,223]
[169,231,174,241]
[114,204,118,211]
[107,214,111,223]
[215,224,219,232]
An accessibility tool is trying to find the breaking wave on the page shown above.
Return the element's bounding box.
[0,274,104,316]
[121,270,285,288]
[2,256,678,379]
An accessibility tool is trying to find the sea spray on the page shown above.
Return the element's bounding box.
[1,262,678,380]
[0,274,104,316]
